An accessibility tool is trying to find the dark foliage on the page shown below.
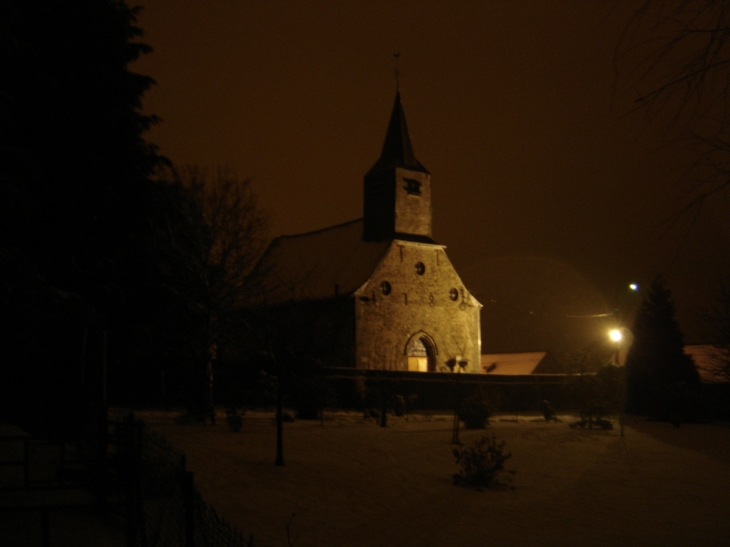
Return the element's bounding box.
[541,399,557,422]
[225,407,244,433]
[0,0,272,433]
[393,395,406,417]
[0,0,164,435]
[291,358,331,420]
[453,433,515,490]
[625,275,700,420]
[146,166,268,414]
[570,365,622,427]
[458,391,496,429]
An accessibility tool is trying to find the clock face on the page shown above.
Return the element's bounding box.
[402,177,422,196]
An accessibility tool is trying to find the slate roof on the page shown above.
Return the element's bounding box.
[249,219,391,305]
[366,91,429,175]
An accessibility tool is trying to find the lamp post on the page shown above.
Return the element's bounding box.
[450,357,468,445]
[612,283,639,333]
[612,329,625,437]
[608,327,633,437]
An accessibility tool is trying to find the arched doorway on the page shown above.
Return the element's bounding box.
[405,333,437,372]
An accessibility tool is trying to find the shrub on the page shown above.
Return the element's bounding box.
[541,399,558,422]
[406,394,419,412]
[458,393,494,429]
[394,395,405,417]
[292,376,328,420]
[364,408,380,420]
[353,377,368,409]
[453,433,515,490]
[569,415,613,430]
[225,407,244,432]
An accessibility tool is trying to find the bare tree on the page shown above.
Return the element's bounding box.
[617,3,730,362]
[175,165,269,307]
[616,0,730,213]
[155,165,269,417]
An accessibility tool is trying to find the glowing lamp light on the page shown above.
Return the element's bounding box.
[609,329,623,342]
[629,283,638,291]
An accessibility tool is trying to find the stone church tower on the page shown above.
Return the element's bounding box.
[250,93,481,373]
[363,91,432,242]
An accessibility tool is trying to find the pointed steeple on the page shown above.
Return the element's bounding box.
[368,92,429,175]
[363,92,433,242]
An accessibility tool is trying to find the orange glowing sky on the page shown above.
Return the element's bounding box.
[133,0,730,350]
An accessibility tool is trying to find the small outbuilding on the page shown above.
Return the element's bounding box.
[480,352,560,375]
[684,344,729,383]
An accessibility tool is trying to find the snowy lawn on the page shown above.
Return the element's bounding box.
[138,410,730,547]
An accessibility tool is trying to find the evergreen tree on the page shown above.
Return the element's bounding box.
[624,275,700,419]
[0,0,163,434]
[1,2,270,428]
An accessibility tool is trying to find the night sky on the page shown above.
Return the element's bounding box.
[133,1,730,352]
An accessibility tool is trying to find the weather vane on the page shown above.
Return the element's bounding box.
[393,52,401,91]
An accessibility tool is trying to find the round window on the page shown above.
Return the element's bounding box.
[449,288,459,301]
[380,281,392,295]
[415,262,426,275]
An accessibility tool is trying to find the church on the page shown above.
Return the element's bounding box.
[250,93,481,373]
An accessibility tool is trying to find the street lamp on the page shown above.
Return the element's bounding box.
[608,327,634,366]
[613,283,639,322]
[608,326,633,437]
[611,282,639,365]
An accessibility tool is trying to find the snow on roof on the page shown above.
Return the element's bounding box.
[684,344,729,384]
[480,352,548,375]
[250,219,390,304]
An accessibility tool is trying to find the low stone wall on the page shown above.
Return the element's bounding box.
[325,368,577,412]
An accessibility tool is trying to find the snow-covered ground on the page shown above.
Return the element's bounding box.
[139,410,730,547]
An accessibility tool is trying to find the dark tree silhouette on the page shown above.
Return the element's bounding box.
[1,2,270,434]
[148,166,269,416]
[617,3,730,417]
[624,275,700,419]
[0,0,163,435]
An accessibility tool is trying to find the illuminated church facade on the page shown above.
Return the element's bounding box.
[251,93,481,372]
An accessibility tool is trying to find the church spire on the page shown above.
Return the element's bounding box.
[363,92,433,242]
[369,92,429,175]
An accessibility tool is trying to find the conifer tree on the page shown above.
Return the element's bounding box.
[0,0,163,433]
[624,275,699,418]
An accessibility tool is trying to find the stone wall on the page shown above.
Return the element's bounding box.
[355,240,481,372]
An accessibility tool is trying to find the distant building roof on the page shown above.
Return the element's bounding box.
[480,352,550,375]
[249,219,390,305]
[684,344,729,384]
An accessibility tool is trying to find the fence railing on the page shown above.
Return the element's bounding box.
[0,435,88,491]
[0,416,252,547]
[122,416,253,547]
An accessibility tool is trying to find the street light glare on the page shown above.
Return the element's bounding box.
[629,283,638,291]
[609,329,623,342]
